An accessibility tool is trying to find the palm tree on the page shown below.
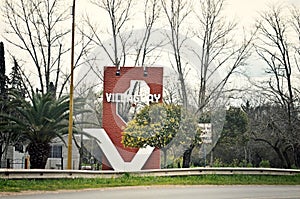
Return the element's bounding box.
[0,92,85,169]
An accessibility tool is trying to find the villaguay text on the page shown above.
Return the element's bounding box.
[105,93,161,104]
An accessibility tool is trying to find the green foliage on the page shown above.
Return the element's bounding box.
[259,160,271,168]
[0,42,7,95]
[212,107,249,166]
[1,175,300,192]
[122,103,181,149]
[9,58,27,98]
[221,107,249,141]
[122,103,203,168]
[212,158,253,168]
[198,111,211,123]
[239,160,253,168]
[162,155,183,168]
[212,158,224,167]
[0,43,22,164]
[178,110,203,147]
[0,92,88,168]
[1,93,69,143]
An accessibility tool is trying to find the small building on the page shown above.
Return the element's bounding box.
[1,145,27,169]
[1,134,101,170]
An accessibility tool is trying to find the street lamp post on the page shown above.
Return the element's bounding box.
[67,0,76,170]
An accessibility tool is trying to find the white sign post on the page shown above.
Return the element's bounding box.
[199,123,212,167]
[199,123,212,144]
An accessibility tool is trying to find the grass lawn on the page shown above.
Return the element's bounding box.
[1,174,300,193]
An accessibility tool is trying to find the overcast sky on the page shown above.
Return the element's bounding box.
[0,0,299,103]
[0,0,299,72]
[1,0,299,43]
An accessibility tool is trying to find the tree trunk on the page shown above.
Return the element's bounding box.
[182,144,195,168]
[273,147,289,169]
[294,144,300,168]
[0,144,2,168]
[282,150,291,169]
[27,142,50,169]
[0,42,6,95]
[162,148,167,168]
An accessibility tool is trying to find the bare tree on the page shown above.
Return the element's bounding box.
[87,0,134,70]
[192,0,254,113]
[163,74,182,105]
[132,0,161,67]
[3,0,92,98]
[162,0,254,168]
[253,4,300,168]
[3,0,68,96]
[80,0,166,127]
[84,0,165,69]
[291,6,300,72]
[161,0,192,109]
[191,0,255,168]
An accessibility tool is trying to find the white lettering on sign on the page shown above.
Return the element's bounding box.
[106,93,161,103]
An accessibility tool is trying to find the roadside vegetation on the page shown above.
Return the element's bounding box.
[1,0,300,171]
[1,174,300,193]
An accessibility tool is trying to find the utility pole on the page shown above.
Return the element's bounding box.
[67,0,76,170]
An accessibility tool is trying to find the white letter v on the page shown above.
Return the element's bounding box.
[83,128,154,171]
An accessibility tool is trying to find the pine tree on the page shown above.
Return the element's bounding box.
[0,44,26,167]
[0,42,7,97]
[10,57,26,98]
[0,42,9,167]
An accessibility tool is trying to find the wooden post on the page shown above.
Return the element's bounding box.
[67,0,76,170]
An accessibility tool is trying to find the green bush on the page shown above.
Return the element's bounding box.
[230,159,239,167]
[259,160,270,168]
[212,158,224,167]
[238,160,253,167]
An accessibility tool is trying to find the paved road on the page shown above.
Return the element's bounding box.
[1,185,300,199]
